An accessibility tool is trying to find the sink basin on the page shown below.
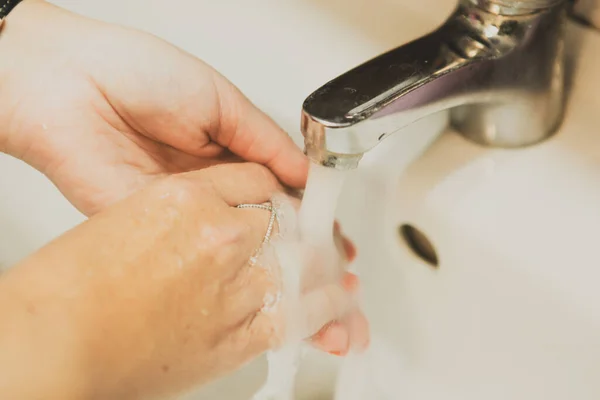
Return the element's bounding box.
[186,24,600,400]
[1,1,599,399]
[186,60,600,399]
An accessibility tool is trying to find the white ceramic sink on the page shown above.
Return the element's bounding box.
[1,1,600,399]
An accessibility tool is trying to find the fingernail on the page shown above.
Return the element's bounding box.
[347,312,371,353]
[311,322,350,354]
[342,237,357,262]
[311,321,334,340]
[342,272,360,293]
[328,349,348,357]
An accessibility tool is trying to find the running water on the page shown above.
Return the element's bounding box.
[252,162,404,400]
[252,163,347,400]
[297,164,348,297]
[298,164,346,243]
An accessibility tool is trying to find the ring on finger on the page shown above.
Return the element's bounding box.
[236,201,279,266]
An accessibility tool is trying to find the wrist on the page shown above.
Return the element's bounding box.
[0,268,90,399]
[0,0,98,165]
[0,0,46,155]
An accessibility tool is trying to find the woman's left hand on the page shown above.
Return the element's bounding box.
[0,163,366,399]
[0,0,308,216]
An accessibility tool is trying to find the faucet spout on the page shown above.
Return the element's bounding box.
[301,0,567,170]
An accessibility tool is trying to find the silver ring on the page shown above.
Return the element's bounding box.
[236,202,278,266]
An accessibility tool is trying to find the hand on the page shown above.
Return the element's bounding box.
[0,163,362,400]
[0,0,308,216]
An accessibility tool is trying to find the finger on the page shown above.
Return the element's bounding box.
[304,272,360,353]
[212,76,309,189]
[299,282,355,338]
[334,232,356,263]
[197,162,283,206]
[345,310,370,352]
[234,268,289,354]
[304,272,359,328]
[228,265,280,322]
[94,36,308,188]
[239,207,281,244]
[333,222,357,262]
[338,273,368,351]
[150,146,244,173]
[208,204,279,282]
[239,306,284,355]
[227,298,284,361]
[342,237,357,262]
[341,272,359,292]
[333,221,341,234]
[180,164,283,267]
[310,322,349,356]
[310,308,370,356]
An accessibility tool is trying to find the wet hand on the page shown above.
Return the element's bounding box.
[0,0,307,216]
[0,163,361,399]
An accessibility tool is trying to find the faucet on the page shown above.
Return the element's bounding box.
[301,0,568,170]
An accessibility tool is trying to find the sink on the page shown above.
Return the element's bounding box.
[185,22,600,400]
[1,1,600,399]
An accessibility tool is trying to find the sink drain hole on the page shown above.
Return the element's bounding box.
[399,224,439,267]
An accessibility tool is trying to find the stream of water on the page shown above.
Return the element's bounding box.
[252,162,403,400]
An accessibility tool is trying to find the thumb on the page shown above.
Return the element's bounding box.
[91,28,309,188]
[211,74,309,188]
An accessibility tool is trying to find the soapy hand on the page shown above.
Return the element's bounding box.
[0,163,362,399]
[0,2,369,397]
[0,0,307,216]
[271,195,369,356]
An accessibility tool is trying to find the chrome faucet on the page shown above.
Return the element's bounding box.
[301,0,568,170]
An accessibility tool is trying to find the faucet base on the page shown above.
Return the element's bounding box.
[301,0,569,169]
[451,2,567,148]
[451,95,564,148]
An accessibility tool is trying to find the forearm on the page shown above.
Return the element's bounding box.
[0,223,153,400]
[0,263,89,399]
[0,209,206,400]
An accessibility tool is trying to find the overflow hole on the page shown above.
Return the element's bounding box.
[399,224,439,268]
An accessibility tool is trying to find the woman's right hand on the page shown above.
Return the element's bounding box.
[0,162,364,400]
